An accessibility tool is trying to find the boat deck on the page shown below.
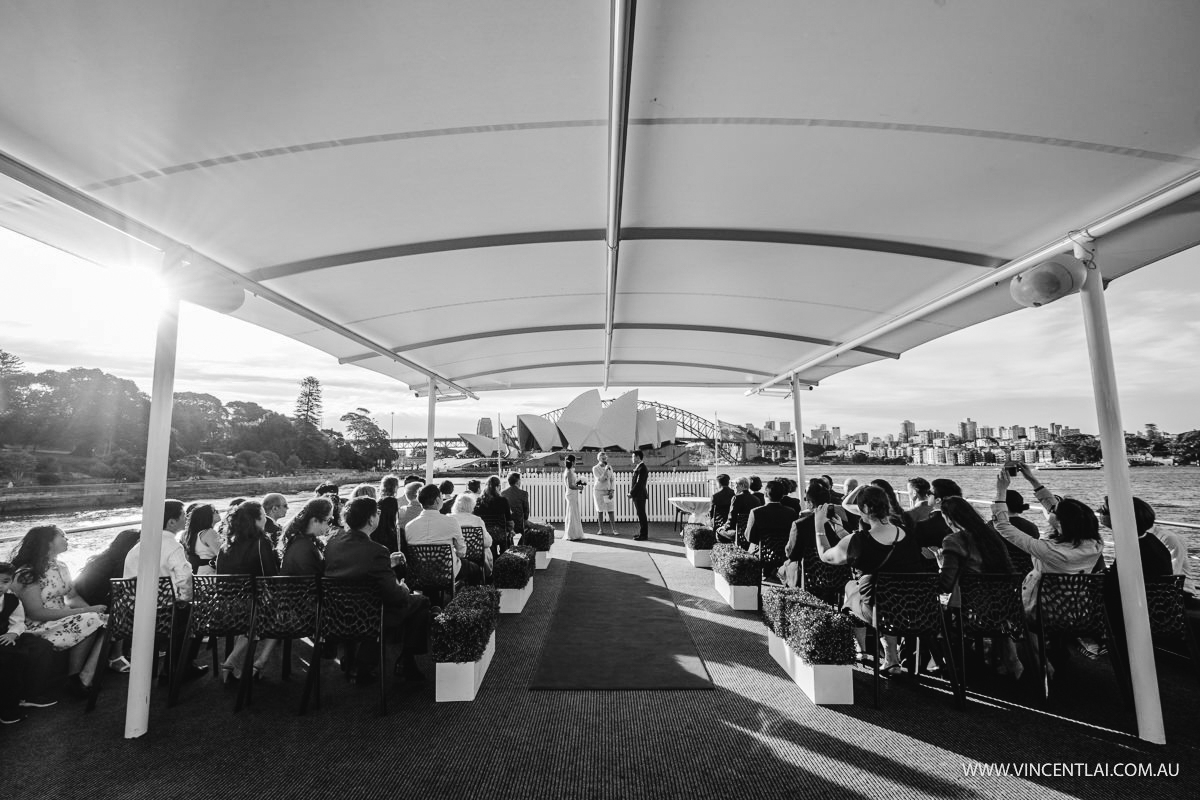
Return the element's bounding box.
[7,523,1196,799]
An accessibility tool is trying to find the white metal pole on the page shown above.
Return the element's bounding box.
[497,413,503,476]
[791,374,807,492]
[425,388,436,485]
[1079,263,1164,744]
[124,278,180,739]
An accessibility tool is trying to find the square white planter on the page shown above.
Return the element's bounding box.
[435,630,496,702]
[535,550,551,570]
[767,630,854,705]
[498,579,533,614]
[714,571,758,611]
[686,546,711,569]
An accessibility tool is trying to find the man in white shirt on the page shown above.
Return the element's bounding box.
[405,484,482,585]
[123,499,193,601]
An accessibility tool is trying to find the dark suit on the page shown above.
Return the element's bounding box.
[710,486,735,529]
[324,529,430,674]
[630,461,649,538]
[501,486,530,532]
[780,496,801,513]
[745,502,800,576]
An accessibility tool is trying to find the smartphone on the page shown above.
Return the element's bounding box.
[1004,461,1018,476]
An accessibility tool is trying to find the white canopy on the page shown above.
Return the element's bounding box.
[2,1,1200,397]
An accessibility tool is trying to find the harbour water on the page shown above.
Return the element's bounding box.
[1,465,1197,580]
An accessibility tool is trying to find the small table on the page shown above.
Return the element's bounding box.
[668,496,712,525]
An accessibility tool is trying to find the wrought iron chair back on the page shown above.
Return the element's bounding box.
[108,576,176,639]
[254,576,320,639]
[303,578,388,716]
[459,526,486,567]
[407,543,456,601]
[800,552,852,607]
[189,575,257,638]
[870,572,963,708]
[1144,574,1186,636]
[1036,573,1107,637]
[959,573,1027,640]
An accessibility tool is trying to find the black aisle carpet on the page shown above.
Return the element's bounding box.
[529,550,712,690]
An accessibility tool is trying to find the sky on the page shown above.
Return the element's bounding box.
[3,224,1198,441]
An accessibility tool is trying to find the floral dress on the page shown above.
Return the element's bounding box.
[21,560,108,650]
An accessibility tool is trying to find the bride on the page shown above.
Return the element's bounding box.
[562,454,586,541]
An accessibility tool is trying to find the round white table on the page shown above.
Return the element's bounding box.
[668,496,712,524]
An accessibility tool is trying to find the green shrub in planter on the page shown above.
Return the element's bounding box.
[432,587,499,663]
[682,524,716,551]
[505,545,537,577]
[710,543,760,586]
[786,606,857,665]
[521,526,553,552]
[761,586,829,637]
[493,552,532,589]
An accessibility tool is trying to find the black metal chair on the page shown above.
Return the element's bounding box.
[799,551,852,608]
[1034,572,1111,701]
[479,513,511,556]
[90,576,177,712]
[303,579,386,716]
[172,574,257,710]
[407,543,456,606]
[871,572,963,708]
[251,576,320,705]
[673,508,688,533]
[459,526,487,574]
[756,538,788,583]
[954,573,1033,692]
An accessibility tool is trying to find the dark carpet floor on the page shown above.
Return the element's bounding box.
[3,524,1198,800]
[529,550,711,690]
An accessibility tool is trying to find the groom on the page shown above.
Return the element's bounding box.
[629,450,649,541]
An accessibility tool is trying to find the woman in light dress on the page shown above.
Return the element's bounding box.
[591,452,617,535]
[562,454,586,541]
[10,525,109,696]
[180,503,222,576]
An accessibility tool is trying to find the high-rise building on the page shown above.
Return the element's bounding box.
[900,420,916,440]
[958,417,977,440]
[1010,425,1026,440]
[476,417,493,437]
[1050,422,1063,437]
[780,421,791,434]
[978,426,995,439]
[764,420,776,430]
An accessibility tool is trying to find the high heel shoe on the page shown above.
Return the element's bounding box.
[251,665,264,682]
[219,665,239,685]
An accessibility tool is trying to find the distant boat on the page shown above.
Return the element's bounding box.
[1036,462,1102,471]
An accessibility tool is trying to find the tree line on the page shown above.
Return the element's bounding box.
[0,351,396,485]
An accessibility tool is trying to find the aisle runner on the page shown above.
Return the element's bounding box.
[529,551,713,690]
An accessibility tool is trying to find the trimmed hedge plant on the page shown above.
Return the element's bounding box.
[431,585,500,664]
[710,543,760,586]
[520,526,554,552]
[493,552,532,589]
[761,586,830,638]
[506,545,537,576]
[786,606,857,666]
[682,524,716,551]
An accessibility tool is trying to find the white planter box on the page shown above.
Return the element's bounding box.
[435,630,496,702]
[686,546,711,569]
[714,571,758,611]
[767,630,854,705]
[498,579,533,614]
[535,550,551,570]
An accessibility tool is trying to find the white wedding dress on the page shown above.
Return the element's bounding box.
[563,467,584,540]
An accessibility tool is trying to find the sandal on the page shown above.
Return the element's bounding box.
[108,656,132,673]
[879,663,905,679]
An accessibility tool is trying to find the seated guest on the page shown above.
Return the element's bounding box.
[314,483,342,531]
[11,527,109,697]
[871,479,905,520]
[449,494,493,577]
[779,478,802,513]
[474,476,514,557]
[502,473,554,544]
[902,477,935,528]
[74,528,140,607]
[215,500,279,682]
[1,561,59,721]
[1128,499,1191,592]
[396,481,425,538]
[325,497,432,682]
[406,484,483,586]
[780,479,835,586]
[745,479,800,579]
[401,474,425,486]
[351,484,377,499]
[179,504,222,576]
[279,498,333,576]
[124,500,194,601]
[710,474,734,529]
[749,475,764,504]
[820,475,844,504]
[262,493,289,549]
[438,480,457,515]
[373,475,402,555]
[1098,496,1173,580]
[814,486,924,676]
[721,477,764,546]
[998,490,1040,538]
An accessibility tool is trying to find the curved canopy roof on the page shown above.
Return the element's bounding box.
[2,1,1200,399]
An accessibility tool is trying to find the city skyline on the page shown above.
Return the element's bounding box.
[6,225,1200,441]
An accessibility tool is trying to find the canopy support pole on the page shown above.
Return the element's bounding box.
[425,388,437,485]
[791,374,806,492]
[1078,257,1164,744]
[124,253,181,739]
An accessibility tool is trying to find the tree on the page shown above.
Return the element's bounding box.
[0,350,24,378]
[1144,423,1160,441]
[0,449,37,484]
[339,408,397,464]
[1052,433,1102,464]
[172,392,229,455]
[1171,430,1200,465]
[294,377,323,428]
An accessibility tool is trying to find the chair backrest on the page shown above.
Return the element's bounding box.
[800,552,852,598]
[190,575,257,637]
[1003,542,1034,576]
[459,526,485,563]
[1036,573,1107,636]
[318,578,383,639]
[253,576,320,639]
[757,538,787,572]
[1144,574,1187,637]
[407,543,455,593]
[109,576,177,638]
[958,573,1026,640]
[872,573,943,635]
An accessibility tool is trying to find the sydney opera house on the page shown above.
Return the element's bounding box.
[458,389,679,457]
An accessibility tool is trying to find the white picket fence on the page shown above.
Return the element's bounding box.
[520,473,711,523]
